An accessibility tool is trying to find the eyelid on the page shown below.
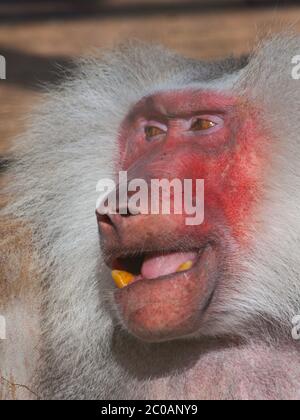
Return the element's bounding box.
[191,115,224,129]
[143,121,168,141]
[143,121,168,132]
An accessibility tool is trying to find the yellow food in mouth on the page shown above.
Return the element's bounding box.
[112,270,135,289]
[176,260,194,273]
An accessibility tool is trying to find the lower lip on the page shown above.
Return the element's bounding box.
[113,244,218,342]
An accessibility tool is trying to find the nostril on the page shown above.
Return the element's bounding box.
[120,213,132,218]
[96,204,141,226]
[118,204,141,218]
[96,212,114,227]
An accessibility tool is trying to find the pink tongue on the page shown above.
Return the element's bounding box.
[141,252,198,280]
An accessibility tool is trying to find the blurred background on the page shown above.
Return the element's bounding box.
[1,0,300,158]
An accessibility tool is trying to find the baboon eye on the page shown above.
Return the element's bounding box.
[190,115,224,134]
[145,125,166,140]
[191,118,216,131]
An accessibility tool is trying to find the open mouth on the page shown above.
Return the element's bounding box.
[110,249,204,289]
[110,243,218,342]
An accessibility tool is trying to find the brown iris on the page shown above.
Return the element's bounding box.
[145,126,165,140]
[191,119,216,131]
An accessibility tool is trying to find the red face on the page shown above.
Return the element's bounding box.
[97,89,268,342]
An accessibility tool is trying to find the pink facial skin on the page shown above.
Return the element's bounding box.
[98,89,270,342]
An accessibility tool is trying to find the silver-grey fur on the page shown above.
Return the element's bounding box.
[2,34,300,400]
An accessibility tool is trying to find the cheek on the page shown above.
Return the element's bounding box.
[176,119,269,244]
[207,121,269,243]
